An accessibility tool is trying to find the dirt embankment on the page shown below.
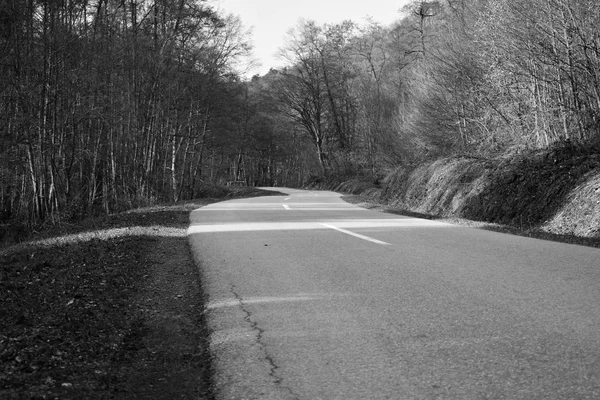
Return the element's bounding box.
[317,145,600,242]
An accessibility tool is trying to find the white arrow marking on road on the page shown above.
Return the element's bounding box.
[320,223,391,246]
[283,204,291,210]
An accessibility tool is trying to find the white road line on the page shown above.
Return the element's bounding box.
[206,294,331,310]
[283,204,291,210]
[196,207,367,211]
[284,197,291,201]
[187,219,449,234]
[320,223,391,246]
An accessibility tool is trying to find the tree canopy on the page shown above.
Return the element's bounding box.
[2,0,599,225]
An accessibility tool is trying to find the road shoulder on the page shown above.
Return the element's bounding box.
[1,201,214,399]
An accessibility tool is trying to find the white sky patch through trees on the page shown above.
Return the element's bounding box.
[213,0,412,77]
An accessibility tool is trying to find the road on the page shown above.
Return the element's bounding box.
[187,188,600,399]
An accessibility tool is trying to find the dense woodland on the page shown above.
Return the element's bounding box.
[2,0,600,226]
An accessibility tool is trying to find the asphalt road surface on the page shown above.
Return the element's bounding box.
[188,188,600,399]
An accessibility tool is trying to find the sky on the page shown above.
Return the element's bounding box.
[213,0,412,77]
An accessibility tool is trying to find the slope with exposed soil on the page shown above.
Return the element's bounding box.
[312,144,600,245]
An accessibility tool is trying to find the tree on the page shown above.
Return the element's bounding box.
[0,0,255,225]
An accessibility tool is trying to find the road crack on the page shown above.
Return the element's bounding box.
[230,285,300,400]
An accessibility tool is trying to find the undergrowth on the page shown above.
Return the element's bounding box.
[315,145,600,241]
[0,186,279,399]
[1,236,149,398]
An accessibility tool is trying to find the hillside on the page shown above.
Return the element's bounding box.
[313,144,600,245]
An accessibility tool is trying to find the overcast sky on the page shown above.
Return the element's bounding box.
[213,0,412,76]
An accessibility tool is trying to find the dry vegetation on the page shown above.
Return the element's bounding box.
[0,188,279,399]
[0,204,211,399]
[2,0,600,394]
[319,144,600,247]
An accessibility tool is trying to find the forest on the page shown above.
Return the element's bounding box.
[2,0,600,226]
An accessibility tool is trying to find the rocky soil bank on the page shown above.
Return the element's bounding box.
[312,144,600,244]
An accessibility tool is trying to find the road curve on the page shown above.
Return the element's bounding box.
[188,188,600,399]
